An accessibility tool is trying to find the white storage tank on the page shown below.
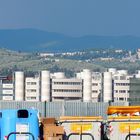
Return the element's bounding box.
[138,70,140,75]
[103,72,112,102]
[53,72,65,79]
[82,69,92,102]
[117,70,128,75]
[108,68,117,75]
[76,72,82,79]
[40,71,50,102]
[14,71,24,101]
[135,70,140,78]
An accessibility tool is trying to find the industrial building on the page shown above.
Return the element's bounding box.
[113,70,131,102]
[25,76,40,101]
[0,68,140,103]
[129,71,140,105]
[51,78,82,101]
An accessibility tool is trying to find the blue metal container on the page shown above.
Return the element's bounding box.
[0,109,39,140]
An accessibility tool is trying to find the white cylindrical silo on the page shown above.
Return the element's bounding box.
[135,74,140,78]
[82,69,92,102]
[103,72,112,102]
[53,72,65,79]
[108,68,117,75]
[15,71,24,101]
[135,70,140,78]
[118,70,128,75]
[76,72,82,79]
[138,70,140,75]
[41,71,50,102]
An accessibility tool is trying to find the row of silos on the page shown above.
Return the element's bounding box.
[77,69,113,102]
[14,71,67,102]
[14,71,51,102]
[103,69,128,102]
[13,69,125,102]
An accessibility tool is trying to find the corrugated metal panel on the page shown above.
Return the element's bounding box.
[111,102,129,106]
[64,102,87,116]
[0,101,45,117]
[0,101,21,109]
[0,101,129,118]
[45,102,63,118]
[18,101,45,117]
[87,102,108,119]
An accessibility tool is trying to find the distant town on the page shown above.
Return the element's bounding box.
[39,48,140,63]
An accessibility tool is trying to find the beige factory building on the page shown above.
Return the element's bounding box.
[0,69,140,103]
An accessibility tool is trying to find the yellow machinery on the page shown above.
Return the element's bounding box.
[106,106,140,140]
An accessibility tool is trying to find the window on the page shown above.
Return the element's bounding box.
[120,76,126,80]
[31,82,36,85]
[26,89,37,92]
[114,76,119,80]
[92,83,98,86]
[119,98,124,101]
[26,97,37,100]
[54,82,81,85]
[115,83,129,86]
[31,97,36,99]
[119,90,126,93]
[18,110,28,118]
[27,82,37,85]
[53,89,81,92]
[92,90,98,93]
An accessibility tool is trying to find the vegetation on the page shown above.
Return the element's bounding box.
[0,48,140,77]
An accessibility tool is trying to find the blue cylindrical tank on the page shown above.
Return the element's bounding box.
[0,109,39,140]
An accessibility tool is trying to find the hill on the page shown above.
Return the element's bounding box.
[0,48,104,77]
[0,48,140,76]
[0,29,140,52]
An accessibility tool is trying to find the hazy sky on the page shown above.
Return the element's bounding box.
[0,0,140,37]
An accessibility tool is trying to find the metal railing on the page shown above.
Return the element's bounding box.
[125,133,140,140]
[67,133,94,140]
[7,132,35,140]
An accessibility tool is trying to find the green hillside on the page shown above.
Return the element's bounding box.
[0,48,139,77]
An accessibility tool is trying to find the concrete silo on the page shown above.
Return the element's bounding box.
[40,71,50,102]
[82,69,92,102]
[103,72,112,102]
[53,72,65,79]
[118,70,128,75]
[135,70,140,78]
[14,71,24,101]
[108,68,117,75]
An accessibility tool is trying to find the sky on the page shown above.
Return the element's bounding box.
[0,0,140,37]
